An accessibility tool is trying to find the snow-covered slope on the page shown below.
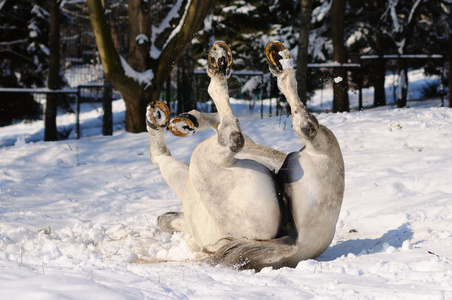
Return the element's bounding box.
[1,100,451,298]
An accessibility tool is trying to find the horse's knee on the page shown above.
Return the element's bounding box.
[227,131,244,153]
[292,109,319,140]
[217,117,245,154]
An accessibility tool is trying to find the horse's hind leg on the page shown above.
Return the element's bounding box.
[266,41,345,258]
[146,101,188,232]
[265,42,320,145]
[157,212,184,233]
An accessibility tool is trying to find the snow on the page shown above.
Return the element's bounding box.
[1,79,452,298]
[241,76,261,95]
[150,0,188,60]
[308,33,331,61]
[27,22,40,38]
[308,69,443,111]
[333,76,343,83]
[346,27,368,47]
[278,50,294,70]
[39,43,49,56]
[209,43,226,60]
[31,4,50,19]
[388,0,400,33]
[311,2,330,23]
[135,34,149,45]
[222,1,255,14]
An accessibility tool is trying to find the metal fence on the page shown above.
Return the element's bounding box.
[0,83,111,139]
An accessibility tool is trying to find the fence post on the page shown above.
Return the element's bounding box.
[449,33,452,108]
[358,62,363,110]
[75,86,81,139]
[440,62,444,107]
[102,81,113,136]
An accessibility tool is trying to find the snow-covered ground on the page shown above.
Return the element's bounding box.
[1,77,452,298]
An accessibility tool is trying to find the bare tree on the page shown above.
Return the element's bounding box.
[87,0,214,132]
[296,0,311,106]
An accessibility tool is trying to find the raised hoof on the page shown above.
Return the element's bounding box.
[146,101,170,130]
[157,211,183,233]
[168,113,199,137]
[265,41,292,73]
[207,42,233,77]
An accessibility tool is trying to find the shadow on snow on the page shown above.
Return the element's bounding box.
[318,223,413,261]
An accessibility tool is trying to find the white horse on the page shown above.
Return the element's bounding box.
[146,42,344,270]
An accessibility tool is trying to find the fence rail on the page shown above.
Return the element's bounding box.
[0,83,110,140]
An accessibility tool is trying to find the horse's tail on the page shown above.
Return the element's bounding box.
[209,236,299,271]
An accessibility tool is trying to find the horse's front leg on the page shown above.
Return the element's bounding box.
[145,101,188,233]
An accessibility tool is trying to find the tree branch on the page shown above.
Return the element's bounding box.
[86,0,122,78]
[153,0,214,88]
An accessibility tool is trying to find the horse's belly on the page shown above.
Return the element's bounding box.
[187,159,281,249]
[207,162,281,240]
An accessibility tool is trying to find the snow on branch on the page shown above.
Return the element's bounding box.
[407,0,423,26]
[120,56,154,88]
[0,39,28,46]
[31,4,50,19]
[150,0,191,59]
[389,0,400,32]
[381,0,400,32]
[60,0,88,8]
[311,2,330,23]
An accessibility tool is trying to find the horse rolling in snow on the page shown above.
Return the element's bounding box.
[145,41,345,271]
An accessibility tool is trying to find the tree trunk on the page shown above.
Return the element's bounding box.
[45,0,60,141]
[128,0,151,72]
[124,93,149,131]
[125,0,152,131]
[330,0,349,112]
[296,0,311,106]
[177,45,196,114]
